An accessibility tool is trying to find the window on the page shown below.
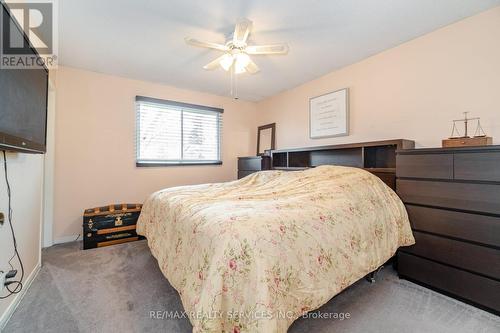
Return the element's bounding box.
[136,96,223,166]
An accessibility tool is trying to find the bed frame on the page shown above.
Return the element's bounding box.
[270,139,415,190]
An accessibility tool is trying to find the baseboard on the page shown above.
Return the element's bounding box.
[53,234,80,244]
[0,261,41,331]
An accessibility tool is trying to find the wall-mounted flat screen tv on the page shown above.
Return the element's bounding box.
[0,2,49,154]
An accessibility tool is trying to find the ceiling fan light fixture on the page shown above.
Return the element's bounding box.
[234,53,250,74]
[234,64,246,74]
[219,54,234,71]
[235,53,250,67]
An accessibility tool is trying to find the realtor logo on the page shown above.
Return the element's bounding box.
[1,0,58,69]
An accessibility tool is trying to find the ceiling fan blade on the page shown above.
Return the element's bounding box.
[245,58,260,74]
[233,18,252,46]
[203,54,228,70]
[184,37,227,51]
[246,44,289,55]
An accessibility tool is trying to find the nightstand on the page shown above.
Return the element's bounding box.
[237,156,271,179]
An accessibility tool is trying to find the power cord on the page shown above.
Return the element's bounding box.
[0,150,25,299]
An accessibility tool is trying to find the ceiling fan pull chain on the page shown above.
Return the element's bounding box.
[230,66,234,97]
[234,66,238,100]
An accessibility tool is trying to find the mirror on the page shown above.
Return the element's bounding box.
[257,123,276,156]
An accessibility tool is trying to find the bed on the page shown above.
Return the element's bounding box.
[136,165,415,332]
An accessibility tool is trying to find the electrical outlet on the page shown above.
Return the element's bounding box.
[0,271,6,293]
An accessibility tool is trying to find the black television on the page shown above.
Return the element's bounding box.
[0,2,49,154]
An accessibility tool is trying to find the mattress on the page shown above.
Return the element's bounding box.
[137,165,415,332]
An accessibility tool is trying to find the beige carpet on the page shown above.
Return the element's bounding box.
[4,241,500,332]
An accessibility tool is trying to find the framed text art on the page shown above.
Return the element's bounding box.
[309,88,349,139]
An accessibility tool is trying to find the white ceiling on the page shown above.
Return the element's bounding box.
[58,0,500,101]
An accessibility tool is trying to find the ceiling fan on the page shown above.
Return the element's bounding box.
[185,18,289,76]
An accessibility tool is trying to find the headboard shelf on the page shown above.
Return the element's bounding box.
[269,139,415,189]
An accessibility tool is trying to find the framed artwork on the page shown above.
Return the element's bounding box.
[309,88,349,139]
[256,123,276,156]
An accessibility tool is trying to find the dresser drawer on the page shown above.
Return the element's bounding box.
[398,252,500,313]
[238,157,270,171]
[397,179,500,215]
[454,152,500,182]
[401,231,500,279]
[238,158,262,171]
[396,154,453,179]
[406,205,500,247]
[238,170,257,179]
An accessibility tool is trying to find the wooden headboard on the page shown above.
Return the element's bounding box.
[269,139,415,190]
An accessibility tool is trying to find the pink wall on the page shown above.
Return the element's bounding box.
[54,67,257,239]
[256,6,500,149]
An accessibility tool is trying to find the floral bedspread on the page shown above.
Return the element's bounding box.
[136,165,415,332]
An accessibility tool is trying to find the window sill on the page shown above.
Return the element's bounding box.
[136,161,223,167]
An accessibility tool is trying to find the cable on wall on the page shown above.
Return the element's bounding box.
[0,150,25,299]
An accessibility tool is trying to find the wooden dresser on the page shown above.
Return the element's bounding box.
[396,146,500,314]
[237,156,271,179]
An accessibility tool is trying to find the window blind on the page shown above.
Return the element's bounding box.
[136,96,223,166]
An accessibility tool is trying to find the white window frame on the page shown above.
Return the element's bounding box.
[135,96,223,166]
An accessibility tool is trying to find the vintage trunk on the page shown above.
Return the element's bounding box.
[83,204,144,249]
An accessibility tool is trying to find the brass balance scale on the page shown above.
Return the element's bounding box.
[442,112,492,148]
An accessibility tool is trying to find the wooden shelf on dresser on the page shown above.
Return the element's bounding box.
[396,145,500,315]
